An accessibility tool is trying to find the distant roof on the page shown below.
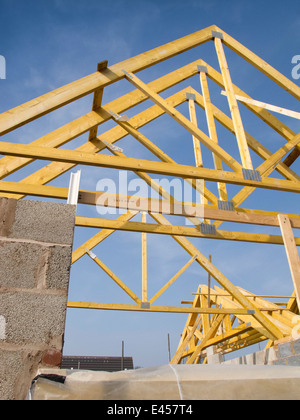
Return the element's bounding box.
[61,356,134,372]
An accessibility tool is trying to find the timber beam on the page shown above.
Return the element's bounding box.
[75,216,300,245]
[67,301,258,315]
[0,141,299,193]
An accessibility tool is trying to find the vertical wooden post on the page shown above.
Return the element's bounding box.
[88,61,108,141]
[199,71,228,201]
[278,214,300,309]
[187,93,209,222]
[214,36,253,169]
[142,212,148,302]
[187,95,203,168]
[208,254,212,310]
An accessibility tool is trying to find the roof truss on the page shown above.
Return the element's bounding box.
[0,25,299,362]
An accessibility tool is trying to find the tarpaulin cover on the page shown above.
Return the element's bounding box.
[28,364,300,400]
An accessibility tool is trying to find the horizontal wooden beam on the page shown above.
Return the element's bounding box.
[192,293,296,300]
[75,216,300,245]
[81,190,300,228]
[0,141,299,193]
[202,206,300,229]
[67,301,257,315]
[0,180,299,230]
[0,180,68,200]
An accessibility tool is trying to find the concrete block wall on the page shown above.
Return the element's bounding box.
[221,338,300,366]
[0,198,76,400]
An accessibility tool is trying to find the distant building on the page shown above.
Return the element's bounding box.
[61,356,134,372]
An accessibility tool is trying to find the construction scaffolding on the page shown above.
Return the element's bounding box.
[0,25,299,364]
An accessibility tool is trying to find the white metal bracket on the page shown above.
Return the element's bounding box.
[99,138,123,153]
[67,170,81,206]
[109,109,130,122]
[85,248,97,260]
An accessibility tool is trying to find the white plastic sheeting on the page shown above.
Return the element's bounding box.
[29,364,300,400]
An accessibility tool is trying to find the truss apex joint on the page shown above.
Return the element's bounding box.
[197,65,208,74]
[212,30,224,40]
[186,92,196,101]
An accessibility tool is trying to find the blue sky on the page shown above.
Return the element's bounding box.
[0,0,299,368]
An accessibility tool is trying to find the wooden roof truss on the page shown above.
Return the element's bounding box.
[0,25,299,362]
